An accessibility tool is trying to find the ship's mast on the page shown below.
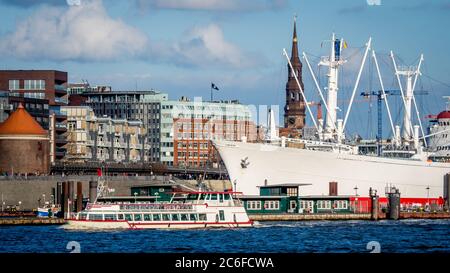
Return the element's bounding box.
[391,52,424,146]
[320,33,347,141]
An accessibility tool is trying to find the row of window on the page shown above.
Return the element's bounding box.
[81,213,207,222]
[177,152,210,158]
[9,80,46,90]
[177,142,209,149]
[436,145,450,151]
[247,201,280,210]
[317,200,348,210]
[247,200,349,210]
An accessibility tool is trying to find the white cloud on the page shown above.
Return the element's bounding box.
[134,0,286,12]
[171,24,264,68]
[0,0,266,68]
[0,0,149,61]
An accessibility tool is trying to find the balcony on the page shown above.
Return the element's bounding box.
[55,147,66,158]
[55,135,67,145]
[55,84,68,92]
[50,109,67,119]
[54,97,68,105]
[97,141,111,147]
[55,123,67,131]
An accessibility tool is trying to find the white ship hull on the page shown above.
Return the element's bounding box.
[214,140,450,198]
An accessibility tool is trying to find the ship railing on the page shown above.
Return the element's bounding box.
[119,204,194,211]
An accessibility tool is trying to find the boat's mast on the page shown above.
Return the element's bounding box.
[324,33,338,140]
[321,33,348,142]
[391,51,422,146]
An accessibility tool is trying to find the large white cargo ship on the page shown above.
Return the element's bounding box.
[214,139,449,199]
[214,23,450,204]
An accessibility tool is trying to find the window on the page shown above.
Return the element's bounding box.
[287,187,298,197]
[125,214,133,221]
[265,201,280,210]
[189,214,198,221]
[317,200,331,210]
[153,214,161,221]
[104,214,117,221]
[118,214,124,220]
[171,214,180,221]
[180,214,189,221]
[134,214,142,221]
[334,200,348,210]
[144,214,152,221]
[198,214,207,221]
[247,201,261,210]
[162,214,170,221]
[219,210,225,221]
[8,80,19,90]
[24,80,45,90]
[88,214,103,221]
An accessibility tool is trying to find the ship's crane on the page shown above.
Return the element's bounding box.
[360,89,428,155]
[307,101,323,120]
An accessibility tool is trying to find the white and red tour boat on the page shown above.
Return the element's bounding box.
[64,191,253,229]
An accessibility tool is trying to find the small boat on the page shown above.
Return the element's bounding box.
[64,191,253,229]
[37,205,60,218]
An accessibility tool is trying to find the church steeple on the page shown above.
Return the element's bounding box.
[283,15,306,134]
[291,16,299,60]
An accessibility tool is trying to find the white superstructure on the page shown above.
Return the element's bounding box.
[214,32,450,199]
[214,139,449,198]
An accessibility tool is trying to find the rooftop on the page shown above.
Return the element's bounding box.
[0,104,47,136]
[258,183,313,188]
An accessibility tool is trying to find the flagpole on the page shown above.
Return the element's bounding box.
[210,82,213,102]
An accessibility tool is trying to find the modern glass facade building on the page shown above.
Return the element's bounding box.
[83,90,257,166]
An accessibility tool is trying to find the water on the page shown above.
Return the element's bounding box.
[0,220,449,253]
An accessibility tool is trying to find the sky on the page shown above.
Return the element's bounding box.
[0,0,449,138]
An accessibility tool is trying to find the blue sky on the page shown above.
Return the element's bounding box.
[0,0,449,138]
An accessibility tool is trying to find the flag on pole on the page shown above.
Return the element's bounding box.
[211,83,219,91]
[343,41,348,49]
[97,168,102,177]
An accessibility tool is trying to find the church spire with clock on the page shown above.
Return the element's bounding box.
[283,16,306,134]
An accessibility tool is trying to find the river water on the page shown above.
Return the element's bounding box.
[0,219,449,253]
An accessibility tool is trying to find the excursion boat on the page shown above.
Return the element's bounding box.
[64,191,253,229]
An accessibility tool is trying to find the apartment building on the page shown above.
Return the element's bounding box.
[61,106,148,163]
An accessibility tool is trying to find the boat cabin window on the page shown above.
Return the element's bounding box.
[162,214,170,221]
[199,214,207,221]
[210,194,218,201]
[153,214,161,221]
[125,214,133,221]
[134,214,142,221]
[224,194,231,201]
[104,214,117,221]
[79,213,87,220]
[180,214,188,221]
[171,214,180,221]
[219,210,225,221]
[189,214,197,221]
[143,214,152,221]
[219,194,224,203]
[89,214,103,221]
[186,194,198,201]
[118,214,124,220]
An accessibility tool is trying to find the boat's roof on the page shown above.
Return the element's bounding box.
[170,191,243,195]
[257,183,312,188]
